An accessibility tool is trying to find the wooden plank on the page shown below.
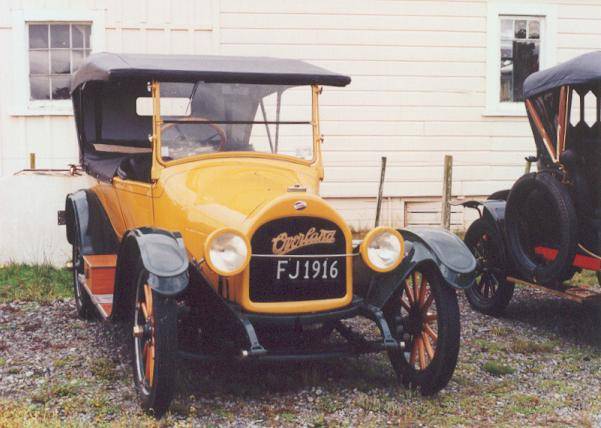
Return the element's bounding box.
[220,29,485,48]
[220,0,486,17]
[219,44,486,63]
[220,13,485,32]
[507,276,601,304]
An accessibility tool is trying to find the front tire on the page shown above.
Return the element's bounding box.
[384,265,460,396]
[72,245,96,320]
[132,265,177,416]
[464,218,514,316]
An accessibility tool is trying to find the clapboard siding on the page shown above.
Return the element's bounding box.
[0,0,600,230]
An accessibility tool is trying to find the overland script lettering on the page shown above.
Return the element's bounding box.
[272,228,336,255]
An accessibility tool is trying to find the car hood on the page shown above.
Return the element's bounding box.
[159,159,320,225]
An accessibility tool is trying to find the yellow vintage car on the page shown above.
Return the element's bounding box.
[64,52,476,415]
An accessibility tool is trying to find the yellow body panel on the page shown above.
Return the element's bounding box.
[91,183,127,237]
[113,178,154,230]
[94,83,356,314]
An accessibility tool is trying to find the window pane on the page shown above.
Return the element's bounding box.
[529,20,540,39]
[515,20,527,39]
[514,41,539,101]
[84,25,91,49]
[501,19,513,39]
[30,76,50,100]
[72,49,84,72]
[51,76,71,99]
[29,50,49,75]
[50,50,70,74]
[50,24,70,48]
[72,25,84,48]
[29,25,48,49]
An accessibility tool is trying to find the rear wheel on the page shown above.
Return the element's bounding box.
[384,265,460,396]
[132,266,177,416]
[72,245,96,320]
[464,219,514,315]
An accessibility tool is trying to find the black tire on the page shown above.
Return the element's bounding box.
[384,264,460,396]
[464,219,514,315]
[505,172,578,284]
[131,264,177,417]
[72,245,96,320]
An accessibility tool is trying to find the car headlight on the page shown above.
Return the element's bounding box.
[359,227,405,272]
[204,228,251,276]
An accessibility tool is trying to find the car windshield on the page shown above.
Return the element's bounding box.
[145,82,314,162]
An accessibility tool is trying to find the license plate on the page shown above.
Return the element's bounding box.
[275,258,340,281]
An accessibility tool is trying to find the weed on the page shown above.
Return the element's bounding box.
[89,357,118,381]
[510,338,555,354]
[482,361,515,376]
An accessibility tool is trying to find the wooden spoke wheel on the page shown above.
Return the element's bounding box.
[384,265,460,396]
[464,218,514,316]
[132,267,177,416]
[71,245,96,320]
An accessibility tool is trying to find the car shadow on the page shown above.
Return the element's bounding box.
[501,288,601,348]
[176,352,399,399]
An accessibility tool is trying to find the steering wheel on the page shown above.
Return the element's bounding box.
[160,117,227,158]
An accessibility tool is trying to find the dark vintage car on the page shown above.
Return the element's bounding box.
[64,52,477,415]
[462,51,601,315]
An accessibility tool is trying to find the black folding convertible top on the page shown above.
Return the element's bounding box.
[71,52,351,91]
[71,53,350,182]
[524,51,601,98]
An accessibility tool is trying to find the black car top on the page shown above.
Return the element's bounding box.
[524,51,601,98]
[71,52,351,92]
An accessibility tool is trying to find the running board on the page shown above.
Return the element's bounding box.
[506,276,601,304]
[81,254,117,319]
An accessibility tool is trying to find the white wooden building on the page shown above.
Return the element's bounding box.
[1,0,600,235]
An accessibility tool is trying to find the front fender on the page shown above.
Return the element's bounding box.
[112,227,189,320]
[362,228,477,308]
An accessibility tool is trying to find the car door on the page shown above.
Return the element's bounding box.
[113,176,154,230]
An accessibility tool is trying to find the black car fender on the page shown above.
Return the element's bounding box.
[360,228,477,309]
[460,198,507,252]
[112,228,189,320]
[65,189,119,255]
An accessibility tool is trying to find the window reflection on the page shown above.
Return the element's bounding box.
[500,17,542,102]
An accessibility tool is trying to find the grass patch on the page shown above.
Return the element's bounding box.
[510,338,555,354]
[482,361,515,376]
[572,270,600,288]
[0,264,71,303]
[89,357,118,382]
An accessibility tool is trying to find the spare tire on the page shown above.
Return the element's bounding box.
[505,172,578,284]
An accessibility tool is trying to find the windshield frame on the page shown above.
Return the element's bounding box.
[149,81,322,171]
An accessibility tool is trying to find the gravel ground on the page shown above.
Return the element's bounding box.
[1,288,601,427]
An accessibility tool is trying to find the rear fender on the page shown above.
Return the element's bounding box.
[112,228,189,320]
[362,228,477,308]
[460,199,507,237]
[65,189,118,254]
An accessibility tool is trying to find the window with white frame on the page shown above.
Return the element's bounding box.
[485,4,556,116]
[10,10,105,116]
[28,23,92,100]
